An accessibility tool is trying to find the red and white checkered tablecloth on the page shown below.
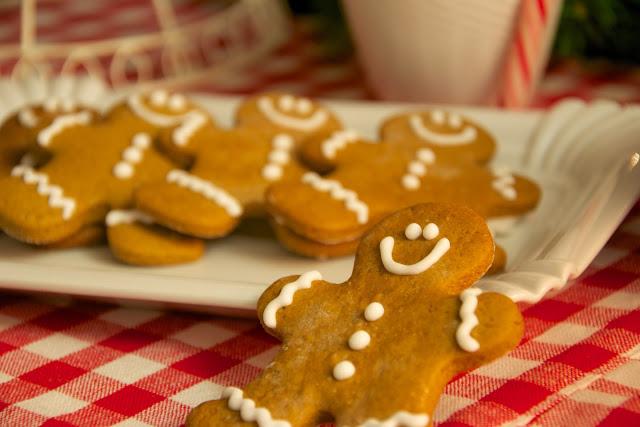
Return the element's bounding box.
[2,1,640,426]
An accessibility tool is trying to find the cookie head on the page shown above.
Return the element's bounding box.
[380,110,495,164]
[355,203,494,293]
[235,92,342,138]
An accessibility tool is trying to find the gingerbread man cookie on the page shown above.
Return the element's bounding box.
[187,203,524,426]
[380,110,495,165]
[267,130,540,260]
[0,90,212,245]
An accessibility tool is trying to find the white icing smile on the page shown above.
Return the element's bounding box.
[380,223,450,275]
[409,113,477,145]
[128,90,194,127]
[257,96,328,131]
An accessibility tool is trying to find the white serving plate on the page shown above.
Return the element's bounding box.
[0,78,639,316]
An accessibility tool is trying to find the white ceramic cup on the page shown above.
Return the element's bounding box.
[342,0,556,105]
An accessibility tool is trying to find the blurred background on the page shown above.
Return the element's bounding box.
[0,0,639,108]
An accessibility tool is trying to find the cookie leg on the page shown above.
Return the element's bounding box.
[42,224,105,249]
[135,173,243,238]
[106,210,205,265]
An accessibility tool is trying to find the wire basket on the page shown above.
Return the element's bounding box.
[0,0,290,89]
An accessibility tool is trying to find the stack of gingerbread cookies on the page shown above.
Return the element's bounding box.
[0,90,540,271]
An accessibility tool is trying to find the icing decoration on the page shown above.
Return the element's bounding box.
[358,411,430,427]
[321,129,361,159]
[166,170,243,217]
[402,148,435,190]
[364,302,384,321]
[262,133,294,181]
[333,360,355,380]
[379,232,450,276]
[222,387,291,427]
[301,172,369,224]
[492,167,517,200]
[168,93,186,111]
[348,330,371,350]
[43,98,75,113]
[422,223,439,240]
[172,112,208,146]
[257,96,328,131]
[457,288,482,352]
[127,92,189,127]
[11,165,76,220]
[263,270,322,328]
[37,111,92,147]
[106,209,154,227]
[408,113,477,145]
[18,108,38,128]
[19,153,36,167]
[404,223,422,240]
[113,133,151,179]
[431,110,445,125]
[150,90,168,107]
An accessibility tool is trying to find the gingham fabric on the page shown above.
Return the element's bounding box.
[2,1,640,426]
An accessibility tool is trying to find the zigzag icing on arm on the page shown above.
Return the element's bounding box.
[301,172,369,224]
[456,288,482,352]
[222,387,291,427]
[262,270,322,328]
[166,169,243,217]
[321,129,361,159]
[491,167,517,200]
[11,165,76,220]
[18,108,38,128]
[38,111,92,147]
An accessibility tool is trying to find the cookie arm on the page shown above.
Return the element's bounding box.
[455,291,524,367]
[257,271,325,339]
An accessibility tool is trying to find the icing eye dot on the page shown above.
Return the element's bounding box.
[296,98,312,114]
[402,174,420,190]
[132,133,151,149]
[333,360,355,380]
[61,99,76,112]
[417,148,435,164]
[448,113,462,128]
[278,95,294,112]
[150,90,168,107]
[423,223,439,240]
[408,161,426,176]
[168,94,186,111]
[405,223,422,240]
[364,302,384,321]
[431,110,445,125]
[273,134,294,149]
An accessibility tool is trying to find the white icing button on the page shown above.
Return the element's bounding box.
[273,134,294,149]
[150,90,168,107]
[123,147,142,163]
[348,330,371,350]
[364,302,384,321]
[269,150,289,165]
[133,133,151,149]
[113,162,133,179]
[262,164,283,180]
[431,110,445,125]
[423,223,439,240]
[417,148,435,164]
[405,223,422,240]
[333,360,355,380]
[408,161,426,176]
[168,94,186,111]
[402,174,420,190]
